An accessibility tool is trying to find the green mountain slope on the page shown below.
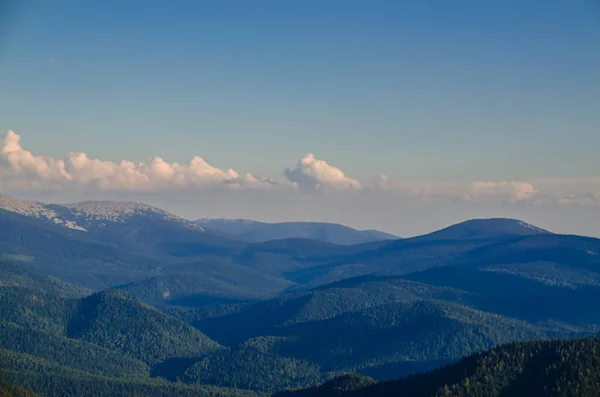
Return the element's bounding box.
[402,266,600,326]
[179,337,325,393]
[275,337,600,397]
[0,348,258,397]
[0,379,37,397]
[0,287,221,366]
[0,261,90,298]
[0,285,260,397]
[0,322,149,379]
[67,290,222,363]
[167,278,574,389]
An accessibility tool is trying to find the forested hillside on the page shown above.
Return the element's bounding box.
[162,277,583,388]
[276,338,600,397]
[2,200,600,396]
[0,381,37,397]
[0,283,261,397]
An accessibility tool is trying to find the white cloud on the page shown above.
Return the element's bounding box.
[284,153,362,192]
[0,130,271,191]
[1,130,71,181]
[1,130,599,207]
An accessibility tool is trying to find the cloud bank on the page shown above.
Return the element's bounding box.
[1,130,598,206]
[0,130,274,191]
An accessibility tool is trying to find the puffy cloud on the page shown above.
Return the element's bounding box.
[1,130,599,207]
[1,130,71,181]
[0,130,270,191]
[284,153,362,192]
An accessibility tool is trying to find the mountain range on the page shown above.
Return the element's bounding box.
[1,194,600,396]
[195,218,399,245]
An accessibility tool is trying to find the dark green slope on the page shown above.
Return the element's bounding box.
[0,286,222,366]
[175,281,566,386]
[275,337,600,397]
[0,287,73,335]
[403,266,600,326]
[271,300,553,377]
[0,379,37,397]
[179,337,325,393]
[0,322,149,379]
[274,374,375,397]
[0,349,259,397]
[185,278,479,346]
[0,285,260,397]
[66,289,222,364]
[0,261,90,298]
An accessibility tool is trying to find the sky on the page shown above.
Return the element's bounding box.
[1,0,599,237]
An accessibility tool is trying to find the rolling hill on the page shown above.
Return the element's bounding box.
[0,260,90,298]
[169,274,581,387]
[0,284,260,397]
[3,199,600,395]
[195,219,398,245]
[275,337,600,397]
[0,194,576,306]
[281,219,560,290]
[414,218,549,242]
[0,287,222,365]
[0,196,256,295]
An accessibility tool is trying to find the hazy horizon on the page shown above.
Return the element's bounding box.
[2,1,599,237]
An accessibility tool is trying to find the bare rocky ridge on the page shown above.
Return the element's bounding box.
[0,195,203,233]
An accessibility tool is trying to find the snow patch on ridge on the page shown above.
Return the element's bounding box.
[0,195,203,232]
[0,195,87,231]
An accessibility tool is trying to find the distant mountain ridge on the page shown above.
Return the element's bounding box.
[416,218,550,241]
[281,218,556,291]
[0,195,203,233]
[3,195,600,395]
[195,218,399,245]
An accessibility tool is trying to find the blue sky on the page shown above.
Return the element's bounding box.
[1,1,599,235]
